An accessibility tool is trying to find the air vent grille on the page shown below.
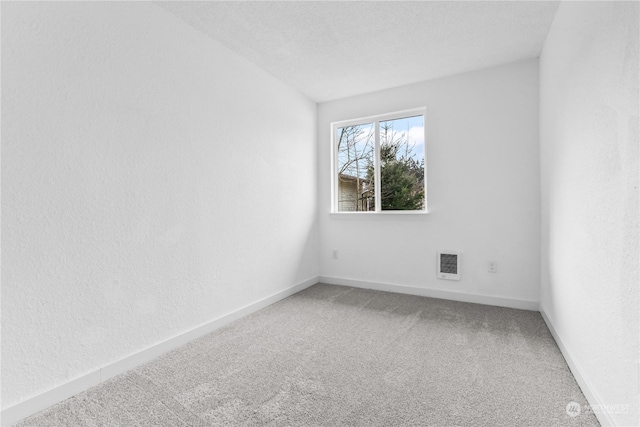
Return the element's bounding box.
[440,254,458,274]
[438,251,460,280]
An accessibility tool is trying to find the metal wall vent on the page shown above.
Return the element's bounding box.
[438,251,460,280]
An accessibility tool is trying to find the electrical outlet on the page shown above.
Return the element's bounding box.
[488,261,497,273]
[332,249,339,260]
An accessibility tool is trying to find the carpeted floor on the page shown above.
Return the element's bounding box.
[16,284,599,426]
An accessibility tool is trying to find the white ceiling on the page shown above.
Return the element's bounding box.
[157,1,560,103]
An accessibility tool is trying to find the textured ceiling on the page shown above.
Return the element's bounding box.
[157,1,560,103]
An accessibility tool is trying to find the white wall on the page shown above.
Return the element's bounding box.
[318,59,540,307]
[1,2,318,410]
[540,2,639,426]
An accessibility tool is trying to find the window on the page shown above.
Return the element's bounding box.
[332,109,426,213]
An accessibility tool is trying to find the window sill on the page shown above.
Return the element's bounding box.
[329,210,430,216]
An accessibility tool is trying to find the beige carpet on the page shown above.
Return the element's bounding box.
[16,284,599,426]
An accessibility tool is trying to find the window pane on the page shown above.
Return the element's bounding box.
[336,123,375,212]
[379,116,425,211]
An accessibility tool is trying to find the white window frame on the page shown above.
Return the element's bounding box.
[331,107,427,214]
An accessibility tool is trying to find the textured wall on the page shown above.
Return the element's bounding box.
[1,2,318,408]
[540,2,639,425]
[318,59,540,303]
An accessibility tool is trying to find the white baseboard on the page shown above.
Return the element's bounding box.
[538,305,613,427]
[0,277,319,427]
[319,276,539,311]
